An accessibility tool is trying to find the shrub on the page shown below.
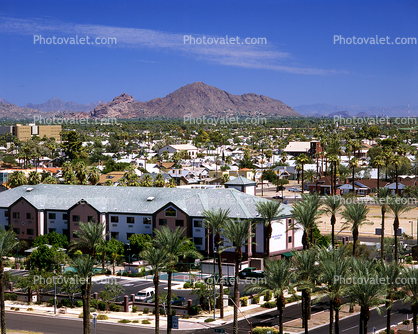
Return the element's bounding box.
[189,305,201,315]
[109,303,121,312]
[78,313,93,319]
[118,319,131,323]
[122,272,128,276]
[27,308,34,311]
[97,314,109,320]
[152,308,155,314]
[132,306,138,313]
[253,327,280,334]
[285,295,301,303]
[252,295,260,304]
[143,307,149,314]
[97,301,107,311]
[261,301,276,308]
[132,320,139,323]
[47,298,55,307]
[90,299,98,308]
[142,319,151,324]
[4,293,10,300]
[205,318,215,322]
[14,308,20,311]
[171,310,176,316]
[183,314,190,319]
[76,300,83,307]
[35,300,42,305]
[10,293,18,301]
[406,256,413,264]
[264,291,272,302]
[403,319,410,325]
[183,281,193,289]
[240,296,248,307]
[60,299,72,308]
[10,307,15,310]
[160,308,165,316]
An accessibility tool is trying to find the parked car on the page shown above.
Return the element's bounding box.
[238,267,264,279]
[171,296,185,306]
[288,187,301,192]
[272,195,283,199]
[204,273,235,286]
[135,287,154,303]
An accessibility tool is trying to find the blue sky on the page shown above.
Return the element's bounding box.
[0,0,417,108]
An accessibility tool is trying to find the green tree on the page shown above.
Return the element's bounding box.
[62,131,84,161]
[129,234,152,256]
[99,282,125,311]
[106,238,124,275]
[28,171,41,185]
[43,176,58,184]
[27,244,65,271]
[140,173,153,187]
[7,171,28,188]
[0,228,18,334]
[153,173,165,187]
[221,219,254,334]
[340,202,372,257]
[245,259,293,334]
[255,201,284,264]
[322,195,343,248]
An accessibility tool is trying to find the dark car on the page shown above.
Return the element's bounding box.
[171,296,185,306]
[238,267,264,279]
[272,195,283,199]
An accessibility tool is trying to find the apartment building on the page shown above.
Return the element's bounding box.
[1,124,62,141]
[0,184,302,263]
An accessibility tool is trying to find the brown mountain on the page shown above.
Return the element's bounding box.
[90,82,299,118]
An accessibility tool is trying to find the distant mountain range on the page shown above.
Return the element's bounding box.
[294,103,418,118]
[0,82,299,119]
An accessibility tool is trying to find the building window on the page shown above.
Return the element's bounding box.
[288,236,292,243]
[13,228,20,234]
[27,229,34,236]
[159,219,167,226]
[111,216,118,223]
[111,232,119,240]
[194,220,203,228]
[63,214,68,220]
[88,216,96,223]
[193,237,203,246]
[175,220,184,227]
[72,215,80,222]
[143,217,151,225]
[165,207,176,217]
[62,229,68,236]
[26,213,33,220]
[49,213,56,220]
[127,217,135,224]
[49,228,56,233]
[12,212,19,219]
[5,211,9,217]
[127,233,134,239]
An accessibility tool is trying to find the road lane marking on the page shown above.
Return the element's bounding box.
[342,325,358,332]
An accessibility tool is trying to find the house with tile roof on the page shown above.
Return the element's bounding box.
[0,184,303,264]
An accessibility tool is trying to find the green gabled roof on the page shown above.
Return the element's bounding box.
[225,176,256,186]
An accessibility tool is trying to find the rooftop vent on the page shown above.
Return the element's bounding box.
[147,196,155,201]
[26,188,33,192]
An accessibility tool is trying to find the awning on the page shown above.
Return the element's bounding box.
[282,252,293,258]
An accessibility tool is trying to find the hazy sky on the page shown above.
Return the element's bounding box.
[0,0,417,107]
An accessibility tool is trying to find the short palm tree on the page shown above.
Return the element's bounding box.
[292,248,317,333]
[255,201,284,263]
[374,187,391,260]
[0,229,18,334]
[88,167,101,185]
[203,208,231,319]
[290,193,322,249]
[322,195,343,248]
[387,195,411,262]
[141,173,153,187]
[349,258,385,334]
[245,259,293,334]
[28,171,41,185]
[317,245,352,334]
[7,171,28,188]
[71,221,106,257]
[153,226,202,333]
[72,254,96,334]
[221,219,254,334]
[401,266,418,334]
[140,245,169,334]
[340,202,372,257]
[75,161,88,185]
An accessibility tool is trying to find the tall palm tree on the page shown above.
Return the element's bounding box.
[153,226,202,333]
[255,201,284,263]
[203,208,231,319]
[348,157,359,196]
[71,221,106,257]
[317,245,351,334]
[245,259,293,334]
[72,255,96,334]
[387,196,411,262]
[296,154,310,193]
[340,202,372,257]
[381,261,401,334]
[0,229,18,334]
[221,219,254,334]
[292,248,317,333]
[374,188,391,260]
[140,245,169,334]
[322,195,343,248]
[290,193,322,250]
[75,161,88,185]
[401,266,418,334]
[349,258,385,334]
[392,155,402,195]
[373,155,385,191]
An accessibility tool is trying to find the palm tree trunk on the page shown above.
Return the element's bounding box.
[154,274,160,334]
[334,297,340,334]
[304,289,309,334]
[329,298,334,334]
[301,165,304,194]
[217,250,224,318]
[363,308,370,334]
[377,166,380,191]
[394,217,399,263]
[359,308,363,334]
[233,250,240,334]
[0,261,6,334]
[167,271,172,334]
[412,304,417,334]
[381,207,385,261]
[306,289,311,320]
[330,162,333,195]
[265,224,272,263]
[86,278,92,334]
[82,283,89,334]
[396,166,399,196]
[386,296,392,334]
[353,229,358,257]
[331,214,336,249]
[277,293,285,334]
[352,166,355,195]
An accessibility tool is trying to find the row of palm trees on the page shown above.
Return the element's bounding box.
[246,246,418,334]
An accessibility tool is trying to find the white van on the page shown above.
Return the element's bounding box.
[135,287,155,303]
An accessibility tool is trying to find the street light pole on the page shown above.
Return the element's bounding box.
[213,250,216,320]
[54,276,57,314]
[127,242,131,273]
